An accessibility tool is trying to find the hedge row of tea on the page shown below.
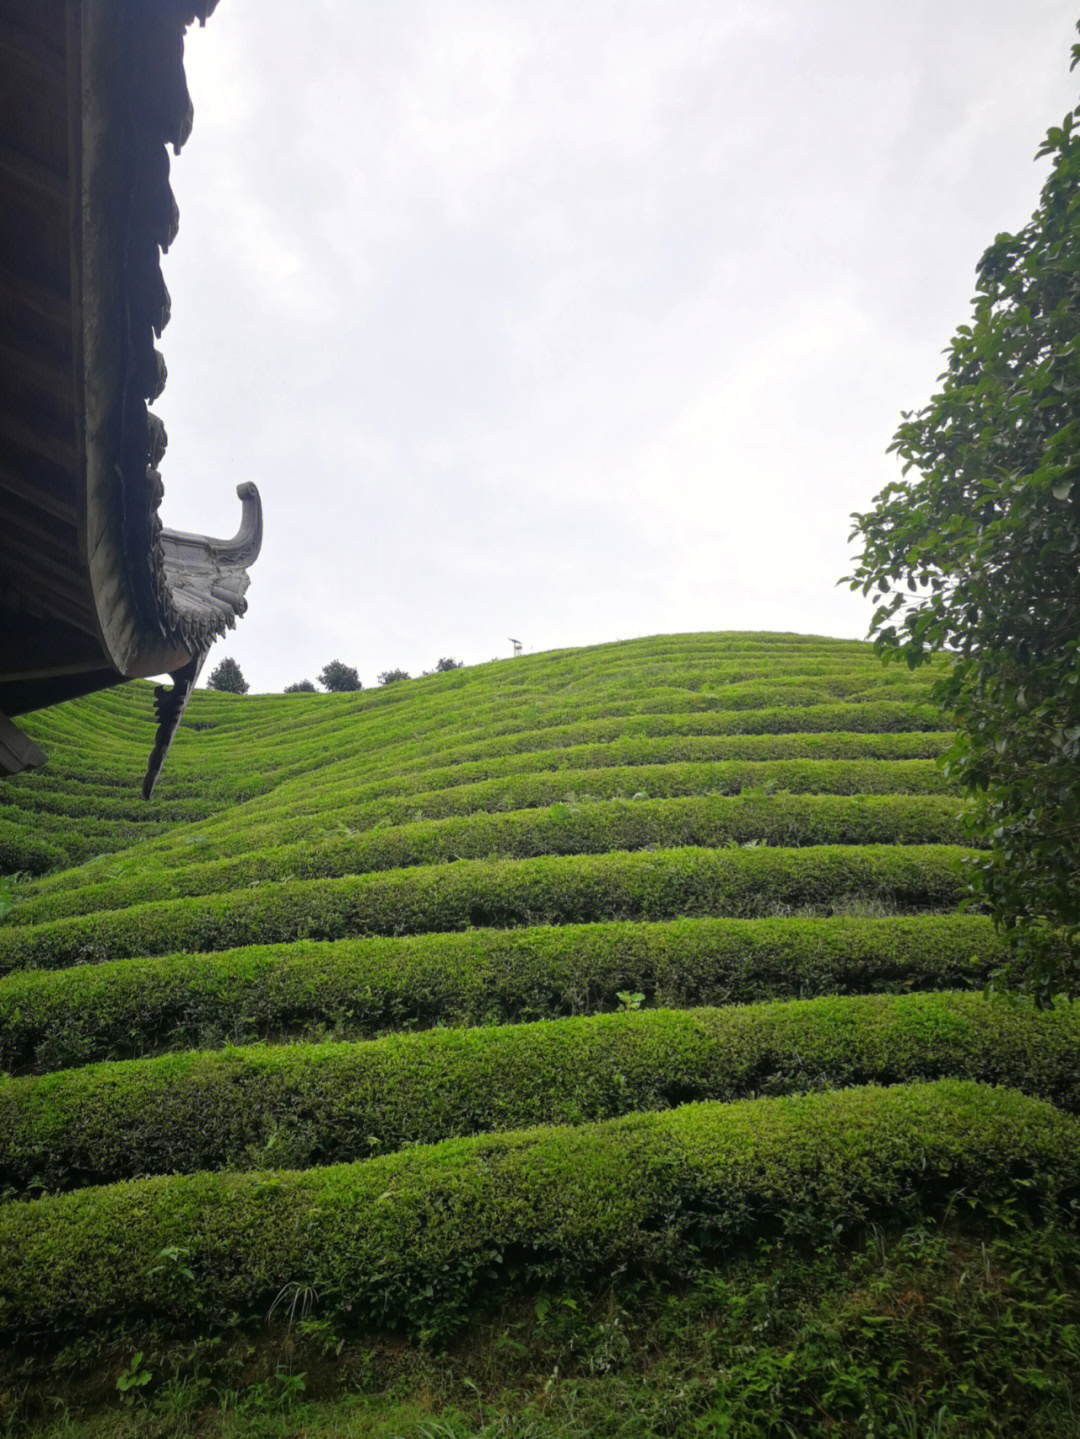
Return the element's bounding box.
[0,843,972,973]
[2,633,1077,1426]
[5,992,1080,1195]
[0,913,1008,1074]
[3,1081,1077,1340]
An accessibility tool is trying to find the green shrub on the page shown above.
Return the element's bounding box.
[0,914,1007,1074]
[0,1081,1075,1340]
[5,992,1080,1193]
[0,824,68,877]
[0,844,970,975]
[8,794,973,927]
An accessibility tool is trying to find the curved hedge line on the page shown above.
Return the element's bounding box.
[8,794,972,927]
[5,992,1079,1193]
[0,844,970,975]
[259,719,952,806]
[331,725,956,778]
[20,744,958,903]
[0,914,1006,1075]
[135,725,956,836]
[316,701,948,769]
[215,715,950,821]
[23,757,955,890]
[0,824,67,877]
[0,815,175,873]
[0,788,212,823]
[0,1081,1075,1340]
[10,736,957,899]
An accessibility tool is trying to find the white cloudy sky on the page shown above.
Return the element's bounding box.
[155,0,1079,690]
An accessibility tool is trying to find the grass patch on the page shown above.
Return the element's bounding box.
[5,1215,1080,1437]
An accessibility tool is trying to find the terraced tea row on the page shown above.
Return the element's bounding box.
[0,913,1007,1074]
[2,1081,1075,1343]
[0,843,970,973]
[8,793,972,926]
[0,667,943,869]
[5,991,1079,1194]
[14,755,952,895]
[17,738,955,899]
[5,632,1073,1431]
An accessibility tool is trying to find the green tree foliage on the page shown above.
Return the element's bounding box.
[284,680,317,694]
[318,661,361,693]
[848,34,1080,1002]
[206,658,248,694]
[435,657,464,672]
[378,668,410,685]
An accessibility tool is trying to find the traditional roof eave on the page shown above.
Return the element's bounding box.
[0,0,262,793]
[79,0,261,684]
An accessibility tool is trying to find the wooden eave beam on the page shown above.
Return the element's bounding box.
[0,337,74,404]
[2,542,90,602]
[0,666,124,720]
[0,510,83,569]
[0,609,106,680]
[0,499,78,554]
[0,550,97,631]
[0,261,69,328]
[0,402,77,471]
[0,144,67,205]
[0,17,65,80]
[0,459,77,523]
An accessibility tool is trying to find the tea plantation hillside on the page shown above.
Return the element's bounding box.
[3,634,1080,1439]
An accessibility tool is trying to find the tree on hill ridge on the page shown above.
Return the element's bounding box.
[207,657,248,694]
[319,661,362,692]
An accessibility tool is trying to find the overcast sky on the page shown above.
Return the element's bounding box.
[156,1,1079,691]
